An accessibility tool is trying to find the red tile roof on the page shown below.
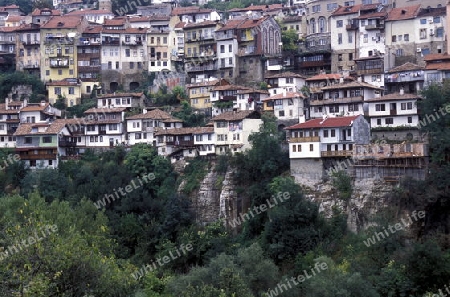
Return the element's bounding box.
[46,79,80,86]
[237,16,269,29]
[97,92,144,98]
[14,119,71,136]
[126,108,181,121]
[20,103,50,112]
[171,6,210,15]
[83,25,102,34]
[332,4,362,16]
[423,53,450,61]
[67,9,114,15]
[228,4,282,12]
[174,22,186,29]
[31,8,61,16]
[386,5,420,21]
[212,110,260,121]
[104,18,126,26]
[425,61,450,70]
[306,73,341,81]
[365,93,420,102]
[265,71,306,79]
[212,84,250,91]
[184,20,219,29]
[285,115,360,130]
[386,62,423,73]
[41,16,84,29]
[216,19,243,31]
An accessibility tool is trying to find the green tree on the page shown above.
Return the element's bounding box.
[281,29,299,51]
[173,100,206,127]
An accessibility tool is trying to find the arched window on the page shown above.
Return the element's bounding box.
[269,27,274,53]
[318,17,326,33]
[310,18,316,34]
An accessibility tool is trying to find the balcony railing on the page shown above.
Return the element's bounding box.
[186,65,218,72]
[122,40,143,46]
[44,37,74,45]
[215,32,235,40]
[290,136,320,143]
[59,139,77,147]
[50,60,69,68]
[185,52,216,59]
[298,59,331,67]
[23,64,40,69]
[102,39,120,45]
[166,140,195,146]
[390,109,397,115]
[321,150,353,157]
[22,40,40,45]
[365,23,384,30]
[346,23,359,30]
[77,52,101,59]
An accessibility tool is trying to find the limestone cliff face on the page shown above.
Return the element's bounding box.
[304,177,397,232]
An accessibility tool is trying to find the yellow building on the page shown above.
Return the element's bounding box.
[186,78,229,115]
[40,15,88,84]
[46,78,81,107]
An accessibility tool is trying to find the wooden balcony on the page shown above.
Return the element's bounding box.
[59,140,77,147]
[290,136,320,143]
[166,140,195,146]
[20,154,57,160]
[321,150,353,157]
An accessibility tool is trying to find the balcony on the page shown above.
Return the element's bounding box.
[50,59,69,68]
[44,37,74,45]
[102,39,120,45]
[321,150,353,157]
[78,65,101,72]
[167,140,195,146]
[298,43,331,55]
[77,52,101,59]
[23,63,40,69]
[122,40,143,46]
[185,51,216,59]
[78,39,101,46]
[198,37,215,44]
[20,153,57,160]
[356,68,383,75]
[390,109,397,116]
[186,64,218,72]
[346,23,359,30]
[22,40,40,45]
[290,136,320,142]
[59,139,77,147]
[298,59,331,68]
[215,32,235,40]
[365,23,384,30]
[238,46,256,56]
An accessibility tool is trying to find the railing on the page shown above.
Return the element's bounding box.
[390,109,397,115]
[102,40,120,45]
[78,65,101,72]
[77,52,101,59]
[23,64,40,69]
[215,32,235,40]
[321,150,353,157]
[346,23,358,30]
[122,41,143,46]
[20,154,57,160]
[356,68,383,75]
[22,40,40,45]
[166,140,195,146]
[186,65,218,72]
[185,52,216,59]
[290,136,320,142]
[59,140,77,147]
[365,23,384,30]
[298,59,331,67]
[50,60,69,68]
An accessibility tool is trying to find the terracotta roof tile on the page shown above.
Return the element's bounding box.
[31,8,61,16]
[14,119,69,136]
[211,110,260,121]
[175,22,186,29]
[387,62,423,73]
[84,107,126,114]
[306,73,341,81]
[67,9,114,15]
[154,126,213,136]
[126,108,181,121]
[386,5,420,21]
[285,115,360,130]
[237,16,269,29]
[83,25,102,34]
[365,93,420,102]
[216,19,244,31]
[332,4,363,16]
[104,18,126,26]
[20,103,49,112]
[184,20,219,29]
[423,53,450,61]
[321,81,382,90]
[41,15,83,29]
[425,61,450,70]
[171,6,206,15]
[97,92,143,98]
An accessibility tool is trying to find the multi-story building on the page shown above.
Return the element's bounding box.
[97,92,145,108]
[184,20,222,83]
[40,16,88,82]
[286,115,370,186]
[355,4,387,88]
[77,25,102,97]
[186,78,229,115]
[0,102,20,147]
[265,71,307,96]
[227,4,283,19]
[330,5,361,73]
[31,8,61,25]
[310,80,381,118]
[46,78,82,106]
[235,16,282,84]
[211,110,262,154]
[148,26,171,72]
[83,107,126,147]
[262,91,306,126]
[423,53,450,85]
[215,19,240,82]
[19,101,62,124]
[16,24,41,76]
[101,18,148,92]
[126,108,183,146]
[0,26,18,72]
[210,84,252,115]
[14,119,73,169]
[234,89,269,112]
[154,126,214,160]
[171,6,221,23]
[415,7,447,62]
[384,62,424,94]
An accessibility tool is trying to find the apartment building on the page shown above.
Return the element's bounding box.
[215,19,240,82]
[40,16,88,84]
[16,24,41,76]
[46,78,82,106]
[66,9,114,24]
[186,78,229,115]
[265,71,307,96]
[77,25,102,97]
[262,91,306,125]
[97,92,145,108]
[83,107,126,147]
[0,102,20,147]
[171,6,221,23]
[384,62,424,94]
[0,26,18,72]
[31,8,61,25]
[234,89,269,112]
[210,84,252,115]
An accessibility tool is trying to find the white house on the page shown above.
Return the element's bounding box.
[265,72,307,96]
[97,92,145,108]
[83,107,126,147]
[262,91,306,123]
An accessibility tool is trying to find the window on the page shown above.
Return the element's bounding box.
[331,129,335,137]
[312,4,320,12]
[217,134,227,141]
[109,124,118,130]
[327,3,337,10]
[363,34,368,43]
[349,53,353,61]
[163,37,167,44]
[385,118,394,124]
[338,54,342,61]
[408,116,412,123]
[420,28,427,39]
[286,77,293,83]
[401,103,406,110]
[348,33,352,43]
[233,133,240,140]
[420,19,427,24]
[25,137,32,144]
[377,119,381,125]
[229,44,232,52]
[46,70,50,76]
[336,20,343,27]
[407,102,413,109]
[310,144,314,151]
[392,35,396,42]
[196,135,203,141]
[434,16,440,23]
[338,33,342,44]
[220,45,225,53]
[375,104,386,111]
[279,110,285,117]
[68,87,74,94]
[323,130,329,137]
[329,105,339,113]
[130,62,134,69]
[58,70,62,75]
[216,121,227,128]
[396,48,403,56]
[125,49,130,57]
[42,136,52,143]
[404,34,409,41]
[135,133,141,140]
[398,35,402,42]
[108,61,112,69]
[293,145,296,152]
[436,27,444,37]
[298,145,302,152]
[348,104,359,111]
[229,57,233,65]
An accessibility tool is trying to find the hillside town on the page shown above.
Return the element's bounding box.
[0,0,446,184]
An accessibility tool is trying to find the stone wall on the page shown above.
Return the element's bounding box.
[290,158,324,188]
